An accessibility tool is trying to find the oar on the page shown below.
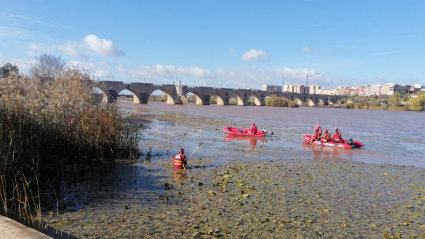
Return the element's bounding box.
[189,143,203,159]
[310,119,319,145]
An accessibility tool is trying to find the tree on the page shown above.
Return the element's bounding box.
[30,54,65,80]
[388,92,402,106]
[160,94,168,102]
[1,62,19,78]
[408,95,425,111]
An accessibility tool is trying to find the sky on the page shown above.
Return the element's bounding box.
[1,0,424,90]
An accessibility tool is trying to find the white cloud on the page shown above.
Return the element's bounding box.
[303,46,334,55]
[0,27,27,39]
[118,63,326,89]
[241,49,269,62]
[27,43,53,57]
[0,13,73,30]
[67,60,110,78]
[121,64,214,80]
[56,42,86,59]
[27,34,124,59]
[83,34,124,57]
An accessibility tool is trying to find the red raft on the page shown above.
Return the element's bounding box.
[223,127,265,137]
[303,135,364,149]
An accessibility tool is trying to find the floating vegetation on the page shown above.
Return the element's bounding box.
[44,148,425,238]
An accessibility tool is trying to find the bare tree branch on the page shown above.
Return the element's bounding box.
[30,54,65,80]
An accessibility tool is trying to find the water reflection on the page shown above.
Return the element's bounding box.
[173,168,187,181]
[222,135,267,148]
[302,144,354,161]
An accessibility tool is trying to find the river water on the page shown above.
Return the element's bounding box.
[120,101,425,168]
[44,101,425,238]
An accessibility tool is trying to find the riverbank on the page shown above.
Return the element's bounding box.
[42,107,425,238]
[0,216,51,239]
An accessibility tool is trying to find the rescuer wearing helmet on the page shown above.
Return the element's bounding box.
[310,126,322,144]
[248,123,258,134]
[332,127,343,143]
[173,148,187,169]
[321,128,331,142]
[334,127,342,137]
[316,125,322,136]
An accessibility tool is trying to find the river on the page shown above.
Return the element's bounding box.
[120,101,425,168]
[44,101,425,238]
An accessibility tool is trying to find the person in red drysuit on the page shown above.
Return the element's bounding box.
[332,130,343,143]
[316,125,323,136]
[248,123,257,134]
[321,128,331,142]
[334,127,342,138]
[173,148,187,169]
[310,126,321,144]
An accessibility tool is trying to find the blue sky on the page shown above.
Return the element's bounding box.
[1,0,424,90]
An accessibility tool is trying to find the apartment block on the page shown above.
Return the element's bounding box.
[262,85,283,92]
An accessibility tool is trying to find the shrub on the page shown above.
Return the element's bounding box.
[266,95,297,107]
[408,95,425,111]
[210,96,217,104]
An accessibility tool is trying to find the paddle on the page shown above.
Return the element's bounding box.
[189,143,203,159]
[309,119,319,145]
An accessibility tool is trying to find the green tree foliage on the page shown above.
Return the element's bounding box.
[160,94,168,102]
[408,95,425,111]
[0,62,19,77]
[210,96,217,104]
[388,92,402,106]
[265,95,298,107]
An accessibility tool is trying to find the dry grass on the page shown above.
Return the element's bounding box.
[0,67,139,225]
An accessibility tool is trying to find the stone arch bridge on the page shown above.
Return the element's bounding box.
[98,81,342,106]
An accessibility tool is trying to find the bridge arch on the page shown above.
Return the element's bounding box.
[99,80,344,106]
[294,97,303,106]
[233,92,249,106]
[307,97,316,106]
[216,92,230,106]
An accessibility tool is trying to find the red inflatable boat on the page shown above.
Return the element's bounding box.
[303,135,364,149]
[223,127,265,137]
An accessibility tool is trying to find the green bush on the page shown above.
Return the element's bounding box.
[266,95,298,107]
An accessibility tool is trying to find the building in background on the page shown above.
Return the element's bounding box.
[358,85,369,96]
[283,84,295,93]
[294,85,306,94]
[309,84,321,94]
[369,84,382,95]
[262,85,282,92]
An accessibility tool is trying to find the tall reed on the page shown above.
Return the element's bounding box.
[0,68,140,225]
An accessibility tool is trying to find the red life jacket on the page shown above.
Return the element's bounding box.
[336,130,342,137]
[173,154,187,168]
[332,133,342,142]
[313,131,321,140]
[251,125,257,134]
[321,133,330,141]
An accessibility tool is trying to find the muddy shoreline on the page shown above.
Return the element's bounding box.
[44,107,425,238]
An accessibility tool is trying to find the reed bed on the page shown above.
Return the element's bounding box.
[0,68,140,226]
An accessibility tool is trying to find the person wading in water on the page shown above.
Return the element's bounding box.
[173,148,187,169]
